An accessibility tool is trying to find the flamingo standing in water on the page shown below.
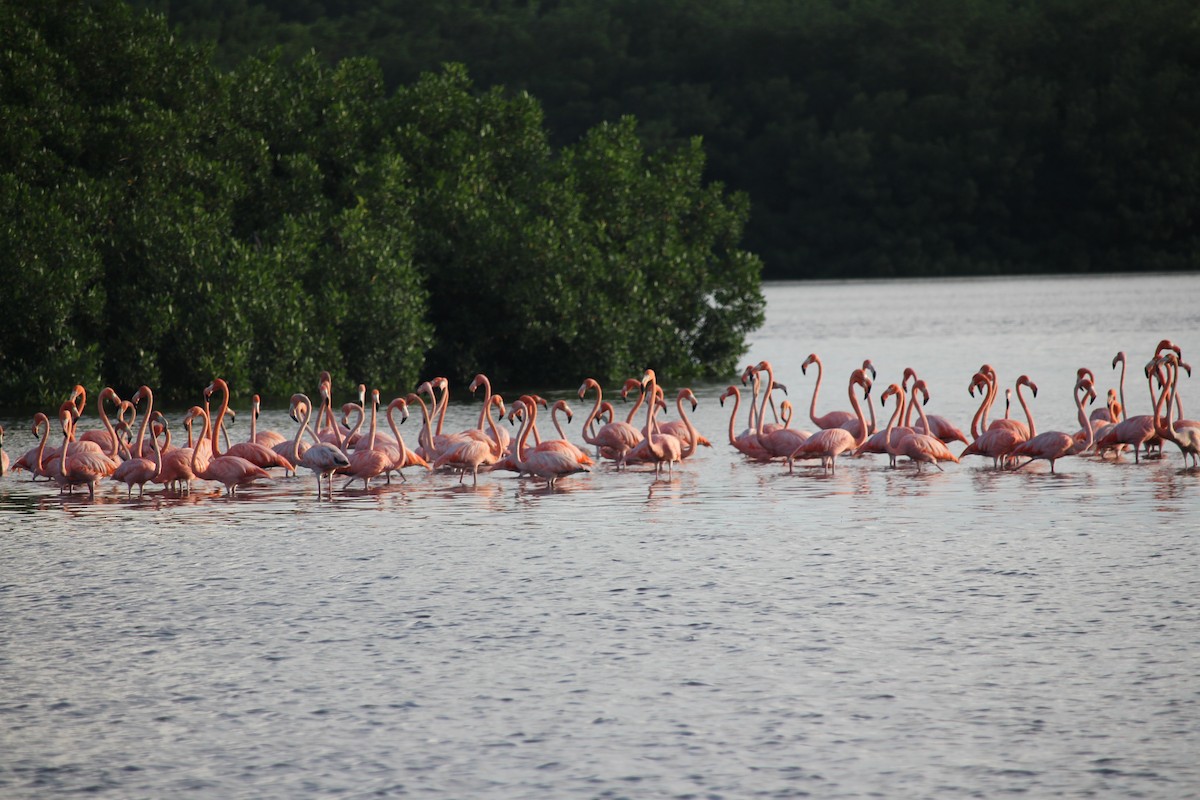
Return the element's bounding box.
[633,370,700,478]
[250,394,287,449]
[0,425,7,477]
[385,396,430,480]
[891,381,961,472]
[431,394,506,485]
[190,405,271,496]
[802,354,876,430]
[55,406,119,498]
[1010,377,1097,473]
[790,368,872,474]
[504,396,591,488]
[719,385,773,461]
[856,383,917,467]
[341,389,393,490]
[578,378,643,469]
[749,361,813,472]
[111,411,166,498]
[1150,353,1199,467]
[289,392,350,499]
[206,378,294,471]
[898,367,967,444]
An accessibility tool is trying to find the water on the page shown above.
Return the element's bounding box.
[2,273,1198,799]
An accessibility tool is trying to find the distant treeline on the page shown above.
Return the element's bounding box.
[131,0,1200,280]
[0,0,763,406]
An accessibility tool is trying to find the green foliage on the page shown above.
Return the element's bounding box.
[0,1,760,405]
[139,0,1200,279]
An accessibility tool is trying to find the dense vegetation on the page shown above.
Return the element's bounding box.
[0,0,763,406]
[134,0,1200,279]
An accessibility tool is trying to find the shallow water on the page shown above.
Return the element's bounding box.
[2,273,1199,799]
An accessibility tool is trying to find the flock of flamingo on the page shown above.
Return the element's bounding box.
[0,339,1195,501]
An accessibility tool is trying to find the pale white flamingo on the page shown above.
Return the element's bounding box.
[290,392,350,499]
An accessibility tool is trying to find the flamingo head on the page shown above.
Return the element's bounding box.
[132,385,151,405]
[902,366,918,385]
[800,354,817,375]
[881,383,901,405]
[620,378,642,400]
[907,379,930,406]
[719,386,737,406]
[850,368,872,396]
[740,364,756,385]
[640,368,657,389]
[968,371,988,396]
[1155,339,1182,359]
[1016,375,1038,397]
[678,388,698,412]
[99,386,121,405]
[1112,351,1126,369]
[861,359,877,380]
[468,374,487,393]
[32,412,49,436]
[577,378,600,399]
[772,381,789,396]
[1076,367,1095,385]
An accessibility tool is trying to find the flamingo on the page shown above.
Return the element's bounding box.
[431,393,506,485]
[111,411,166,498]
[189,404,271,496]
[719,385,773,461]
[750,360,813,472]
[1094,356,1160,462]
[55,407,119,498]
[77,386,124,456]
[341,389,393,489]
[250,394,287,449]
[740,363,788,435]
[885,380,960,472]
[385,396,431,479]
[504,396,591,488]
[206,378,294,471]
[856,383,917,467]
[156,408,199,493]
[898,367,967,444]
[468,373,511,456]
[1150,353,1199,467]
[289,392,351,499]
[790,368,872,474]
[578,378,643,469]
[1011,377,1097,473]
[634,370,697,478]
[0,425,7,477]
[802,354,876,430]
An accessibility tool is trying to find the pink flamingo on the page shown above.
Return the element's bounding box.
[1150,353,1199,467]
[889,380,961,472]
[791,368,872,474]
[341,389,393,490]
[1094,356,1160,462]
[505,396,591,488]
[856,383,916,467]
[431,394,506,485]
[751,360,813,472]
[251,394,287,449]
[289,392,351,499]
[55,407,119,498]
[468,373,511,456]
[111,411,166,498]
[77,386,124,455]
[634,370,697,478]
[960,372,1026,468]
[802,354,875,430]
[156,408,199,493]
[206,378,294,471]
[579,378,643,469]
[0,425,8,477]
[190,405,271,496]
[1011,377,1097,473]
[898,367,967,444]
[719,385,774,461]
[627,387,702,467]
[385,396,431,480]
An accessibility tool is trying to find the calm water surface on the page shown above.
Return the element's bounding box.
[2,274,1198,799]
